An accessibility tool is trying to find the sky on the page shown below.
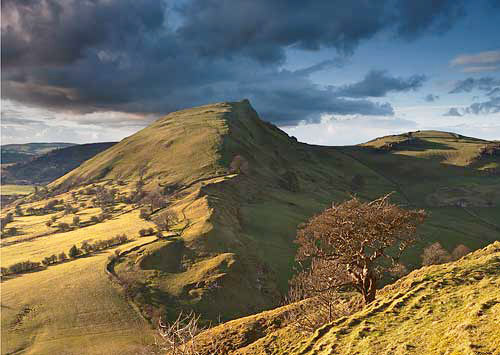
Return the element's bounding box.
[1,0,500,146]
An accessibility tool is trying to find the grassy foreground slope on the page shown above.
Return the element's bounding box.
[194,241,500,355]
[285,241,500,355]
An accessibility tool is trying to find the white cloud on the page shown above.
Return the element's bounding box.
[450,50,500,72]
[283,105,500,146]
[1,100,148,144]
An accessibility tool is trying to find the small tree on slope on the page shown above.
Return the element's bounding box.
[294,194,426,304]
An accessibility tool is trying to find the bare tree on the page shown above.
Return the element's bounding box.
[451,244,471,260]
[286,258,363,333]
[421,242,451,266]
[294,194,426,304]
[154,210,178,231]
[154,312,224,355]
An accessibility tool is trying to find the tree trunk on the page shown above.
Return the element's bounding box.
[360,268,376,304]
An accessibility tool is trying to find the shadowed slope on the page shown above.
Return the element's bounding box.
[2,142,116,185]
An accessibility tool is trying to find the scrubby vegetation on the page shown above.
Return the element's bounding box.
[421,241,471,265]
[1,235,130,277]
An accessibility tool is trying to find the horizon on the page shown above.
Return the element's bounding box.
[1,100,498,147]
[2,1,500,145]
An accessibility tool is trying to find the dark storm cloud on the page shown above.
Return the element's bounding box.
[2,0,465,126]
[395,0,465,39]
[335,70,426,98]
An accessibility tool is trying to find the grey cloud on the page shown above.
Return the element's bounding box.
[443,107,463,116]
[336,70,426,98]
[449,77,500,94]
[424,94,439,102]
[463,96,500,114]
[395,0,466,39]
[1,0,467,127]
[446,75,500,116]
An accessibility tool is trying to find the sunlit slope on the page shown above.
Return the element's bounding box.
[1,238,157,355]
[362,130,495,168]
[160,241,500,355]
[50,102,234,190]
[281,241,500,355]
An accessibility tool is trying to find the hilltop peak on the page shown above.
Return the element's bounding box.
[49,99,287,191]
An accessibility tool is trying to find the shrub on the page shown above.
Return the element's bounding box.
[57,222,71,232]
[69,245,80,258]
[451,244,471,260]
[46,220,53,227]
[58,252,68,262]
[8,260,41,274]
[139,209,150,220]
[81,240,93,254]
[90,216,99,223]
[1,267,9,277]
[421,242,451,265]
[45,200,59,210]
[15,204,24,216]
[139,227,155,237]
[72,216,81,227]
[3,227,18,237]
[5,213,14,223]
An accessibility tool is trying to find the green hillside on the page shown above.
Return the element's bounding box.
[1,143,76,164]
[1,142,116,185]
[193,241,500,355]
[1,100,499,354]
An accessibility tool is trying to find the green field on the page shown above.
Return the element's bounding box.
[0,185,35,195]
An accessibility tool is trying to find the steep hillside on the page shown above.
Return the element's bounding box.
[194,241,500,355]
[1,142,75,164]
[1,100,499,354]
[1,142,116,185]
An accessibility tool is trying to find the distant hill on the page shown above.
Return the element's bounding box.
[1,100,498,354]
[1,142,116,185]
[1,142,76,164]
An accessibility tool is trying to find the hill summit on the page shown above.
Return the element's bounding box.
[51,99,293,191]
